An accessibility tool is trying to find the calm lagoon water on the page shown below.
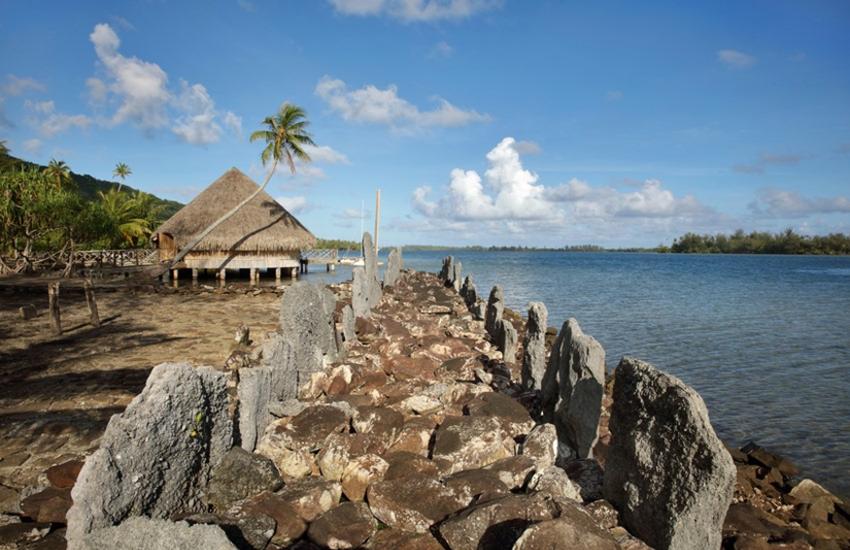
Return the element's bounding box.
[306,250,850,497]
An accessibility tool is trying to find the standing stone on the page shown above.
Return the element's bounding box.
[362,232,382,304]
[540,318,605,460]
[340,304,356,346]
[384,247,403,287]
[474,301,486,321]
[439,256,454,282]
[485,286,504,340]
[260,333,299,401]
[522,302,548,391]
[67,363,233,547]
[460,275,477,309]
[279,282,338,362]
[237,366,272,451]
[498,319,518,364]
[451,260,463,292]
[603,357,736,550]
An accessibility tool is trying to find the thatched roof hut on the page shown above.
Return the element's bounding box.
[153,167,315,270]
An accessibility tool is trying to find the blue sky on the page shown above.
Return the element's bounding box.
[2,0,849,247]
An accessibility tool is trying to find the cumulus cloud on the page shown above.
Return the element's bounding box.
[717,49,756,68]
[1,75,46,96]
[328,0,502,21]
[25,99,92,137]
[303,144,349,164]
[749,188,850,217]
[315,75,489,130]
[276,195,309,214]
[412,137,715,237]
[88,23,239,144]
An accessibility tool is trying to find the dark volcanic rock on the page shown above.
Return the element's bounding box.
[603,357,736,550]
[205,447,282,512]
[485,286,505,340]
[46,460,84,489]
[367,475,466,533]
[432,415,514,475]
[275,477,342,522]
[436,493,560,550]
[307,501,376,549]
[513,502,620,550]
[21,486,72,524]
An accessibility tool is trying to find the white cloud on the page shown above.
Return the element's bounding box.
[223,111,242,137]
[276,195,309,213]
[429,41,454,58]
[303,144,349,164]
[90,23,171,128]
[749,188,850,217]
[412,137,716,238]
[329,0,502,21]
[25,99,92,137]
[88,23,239,145]
[22,138,42,154]
[1,75,45,96]
[171,80,223,145]
[315,75,489,130]
[339,207,370,219]
[717,49,756,68]
[512,140,541,155]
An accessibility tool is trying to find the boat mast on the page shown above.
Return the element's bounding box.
[374,188,381,256]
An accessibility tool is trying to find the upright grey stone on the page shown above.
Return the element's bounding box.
[353,233,382,318]
[485,286,504,339]
[67,363,233,548]
[279,282,338,362]
[384,247,403,287]
[474,301,486,321]
[439,256,454,281]
[79,517,236,550]
[521,302,548,391]
[341,304,356,346]
[498,319,518,364]
[260,333,299,401]
[540,318,604,459]
[237,366,272,451]
[362,232,382,305]
[460,275,477,309]
[603,357,736,550]
[451,260,463,292]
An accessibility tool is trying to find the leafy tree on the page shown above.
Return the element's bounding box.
[97,188,165,248]
[113,162,132,191]
[168,102,315,266]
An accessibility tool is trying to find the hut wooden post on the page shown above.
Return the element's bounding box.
[290,267,298,280]
[219,268,226,283]
[162,268,170,283]
[250,268,258,286]
[172,268,179,282]
[84,279,101,328]
[192,269,199,283]
[275,268,281,283]
[48,282,62,335]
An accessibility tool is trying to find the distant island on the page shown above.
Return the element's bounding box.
[394,230,850,255]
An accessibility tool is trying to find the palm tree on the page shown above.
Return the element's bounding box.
[113,162,131,191]
[168,102,314,267]
[44,159,71,188]
[98,188,151,247]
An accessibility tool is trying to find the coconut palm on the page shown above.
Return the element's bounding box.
[98,188,152,247]
[168,102,314,266]
[44,159,71,188]
[113,162,131,191]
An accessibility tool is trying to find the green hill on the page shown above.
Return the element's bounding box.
[0,152,183,220]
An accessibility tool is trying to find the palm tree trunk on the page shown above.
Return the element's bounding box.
[167,160,278,269]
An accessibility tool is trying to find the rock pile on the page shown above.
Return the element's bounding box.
[9,256,846,549]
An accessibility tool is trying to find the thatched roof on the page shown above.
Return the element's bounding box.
[154,168,316,253]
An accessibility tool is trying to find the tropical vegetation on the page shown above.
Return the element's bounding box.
[668,229,850,255]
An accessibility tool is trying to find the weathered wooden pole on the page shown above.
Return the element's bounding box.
[374,188,381,256]
[192,268,199,283]
[250,268,257,286]
[219,268,226,283]
[275,268,281,283]
[48,282,62,335]
[290,267,298,280]
[83,279,101,328]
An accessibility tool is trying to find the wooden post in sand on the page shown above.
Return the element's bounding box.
[290,267,298,280]
[275,268,281,283]
[48,282,62,335]
[83,279,101,328]
[250,268,258,286]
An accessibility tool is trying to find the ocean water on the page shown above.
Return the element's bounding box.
[305,250,850,497]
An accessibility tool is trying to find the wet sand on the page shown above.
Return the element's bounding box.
[0,284,280,490]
